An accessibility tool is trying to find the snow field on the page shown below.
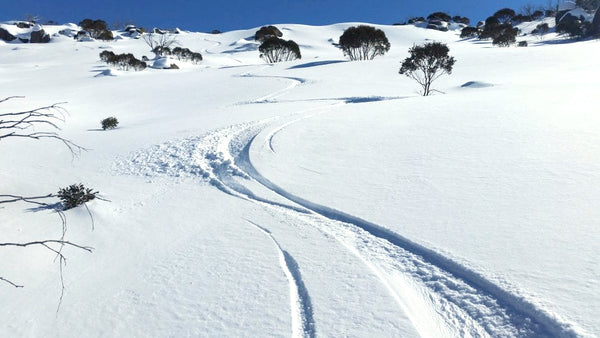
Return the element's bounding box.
[1,19,599,337]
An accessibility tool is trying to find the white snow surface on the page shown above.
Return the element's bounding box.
[1,20,599,337]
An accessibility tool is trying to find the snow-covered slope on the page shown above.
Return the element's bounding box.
[1,20,598,337]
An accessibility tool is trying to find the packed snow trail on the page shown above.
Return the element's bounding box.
[247,220,316,338]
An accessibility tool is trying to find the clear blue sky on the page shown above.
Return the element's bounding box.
[1,0,559,32]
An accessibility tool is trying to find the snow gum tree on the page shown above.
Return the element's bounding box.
[338,25,390,60]
[259,37,301,63]
[399,42,455,96]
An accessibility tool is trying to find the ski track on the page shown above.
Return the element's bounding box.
[246,220,316,338]
[235,74,307,104]
[114,75,584,337]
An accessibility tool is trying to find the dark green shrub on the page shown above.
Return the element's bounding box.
[99,50,115,62]
[259,37,301,63]
[254,26,283,42]
[453,16,470,25]
[190,52,203,64]
[100,52,146,71]
[152,46,172,56]
[338,25,390,61]
[492,24,518,46]
[58,184,97,210]
[101,117,118,130]
[493,8,516,24]
[518,41,528,47]
[427,12,451,22]
[79,18,113,40]
[479,16,501,39]
[532,22,549,38]
[408,17,425,24]
[97,30,114,41]
[460,26,480,38]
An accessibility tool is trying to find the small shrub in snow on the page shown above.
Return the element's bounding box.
[532,23,550,38]
[259,37,301,63]
[58,183,97,210]
[79,18,113,40]
[168,47,203,64]
[399,42,455,96]
[190,52,203,64]
[460,26,480,38]
[99,51,146,71]
[408,17,425,24]
[152,46,172,56]
[97,30,114,41]
[427,12,451,22]
[453,16,471,25]
[338,25,390,61]
[99,50,115,62]
[101,117,118,130]
[254,26,283,42]
[492,24,518,47]
[518,41,528,47]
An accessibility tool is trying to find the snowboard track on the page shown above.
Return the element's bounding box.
[247,220,316,338]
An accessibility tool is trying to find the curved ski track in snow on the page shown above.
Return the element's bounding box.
[115,76,583,337]
[247,220,316,338]
[235,74,307,103]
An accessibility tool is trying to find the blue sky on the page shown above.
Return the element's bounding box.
[2,0,558,32]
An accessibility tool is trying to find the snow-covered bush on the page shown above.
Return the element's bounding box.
[101,117,118,130]
[57,184,97,210]
[338,25,390,61]
[259,37,301,63]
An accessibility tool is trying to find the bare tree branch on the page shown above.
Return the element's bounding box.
[0,99,87,157]
[0,97,97,310]
[0,277,24,288]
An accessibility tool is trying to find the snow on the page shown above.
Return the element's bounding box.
[1,19,599,337]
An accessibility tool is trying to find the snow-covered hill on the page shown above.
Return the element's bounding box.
[1,19,599,337]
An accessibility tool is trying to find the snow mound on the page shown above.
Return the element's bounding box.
[460,81,494,88]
